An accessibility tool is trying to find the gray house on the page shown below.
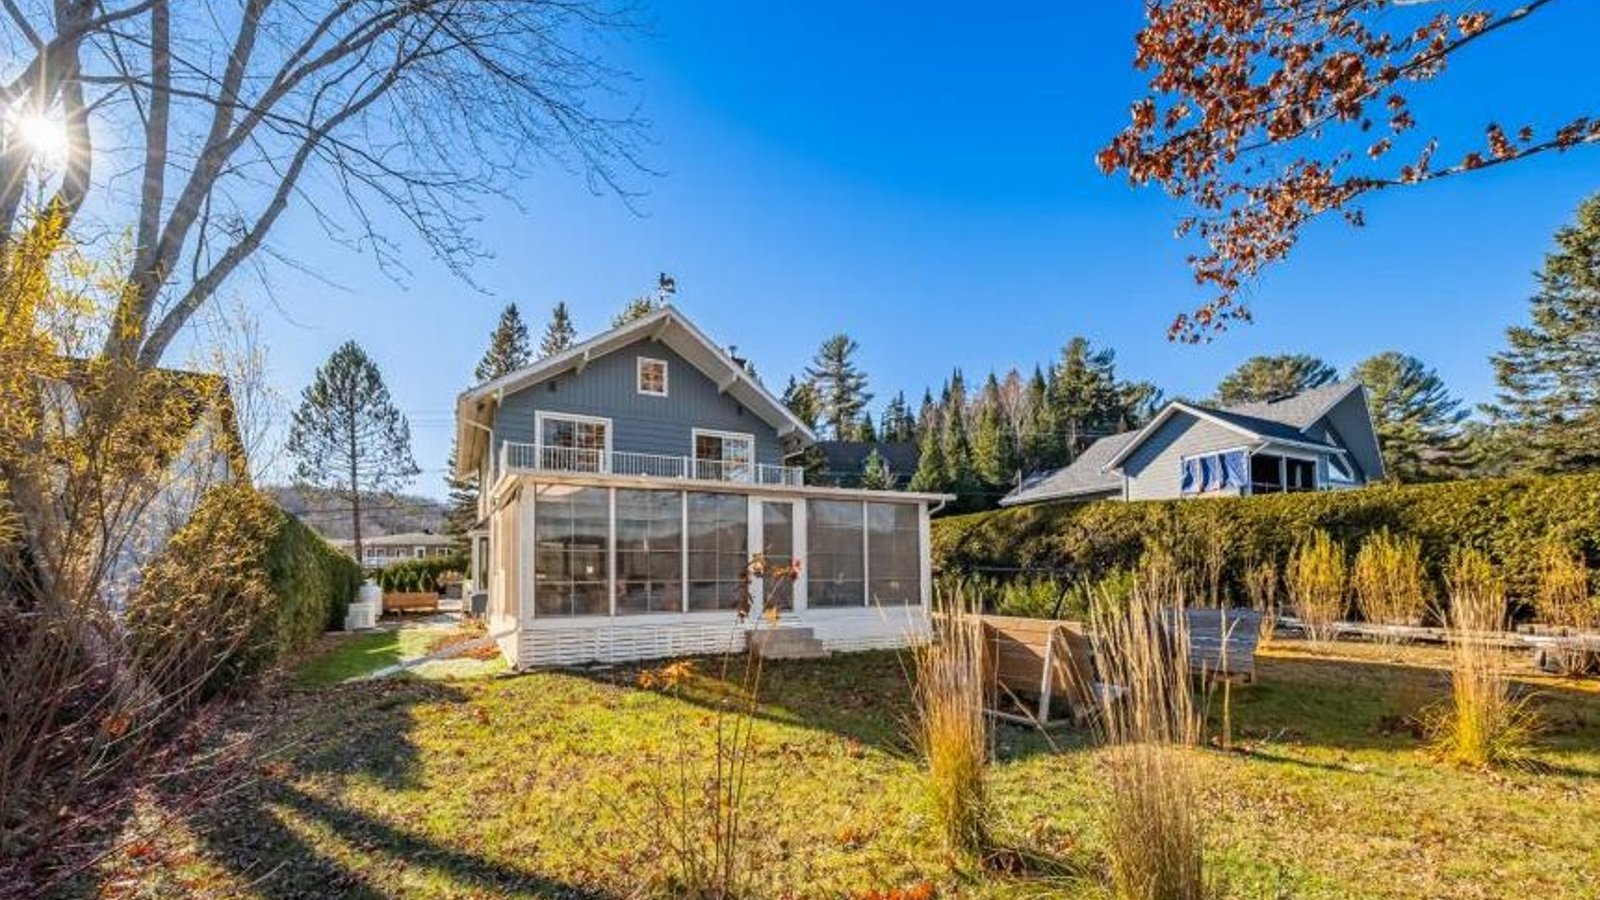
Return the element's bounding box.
[454,307,951,667]
[1001,382,1385,507]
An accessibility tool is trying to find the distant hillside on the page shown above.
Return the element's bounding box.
[265,484,449,540]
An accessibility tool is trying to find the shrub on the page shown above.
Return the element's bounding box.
[911,590,991,858]
[1430,548,1537,769]
[1535,541,1597,629]
[933,473,1600,611]
[1286,530,1348,640]
[377,553,466,593]
[1351,529,1430,629]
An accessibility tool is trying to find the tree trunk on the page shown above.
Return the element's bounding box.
[348,415,362,565]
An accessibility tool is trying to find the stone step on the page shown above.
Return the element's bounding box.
[749,628,830,660]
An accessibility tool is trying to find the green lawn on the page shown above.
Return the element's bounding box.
[98,640,1600,899]
[291,622,503,686]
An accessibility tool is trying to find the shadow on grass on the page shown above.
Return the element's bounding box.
[163,679,615,899]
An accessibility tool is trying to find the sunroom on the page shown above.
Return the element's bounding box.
[485,476,941,667]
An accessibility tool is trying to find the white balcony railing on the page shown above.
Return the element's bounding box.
[499,441,804,487]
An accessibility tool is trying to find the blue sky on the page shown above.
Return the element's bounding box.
[233,2,1600,497]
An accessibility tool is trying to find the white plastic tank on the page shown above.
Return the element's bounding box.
[345,580,382,630]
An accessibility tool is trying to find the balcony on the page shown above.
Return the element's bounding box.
[498,441,804,487]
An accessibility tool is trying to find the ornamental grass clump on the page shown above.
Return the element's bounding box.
[1535,541,1597,631]
[1242,557,1280,641]
[1091,577,1211,900]
[1286,530,1347,641]
[910,589,991,859]
[1351,530,1430,632]
[1430,548,1538,769]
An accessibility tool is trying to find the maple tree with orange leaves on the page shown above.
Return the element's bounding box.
[1099,0,1597,341]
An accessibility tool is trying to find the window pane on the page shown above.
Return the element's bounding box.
[761,501,795,611]
[808,500,863,608]
[686,492,747,611]
[868,503,920,606]
[533,485,609,616]
[540,416,607,472]
[615,489,682,614]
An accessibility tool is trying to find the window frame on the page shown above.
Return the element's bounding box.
[637,356,669,397]
[534,411,613,473]
[691,428,756,482]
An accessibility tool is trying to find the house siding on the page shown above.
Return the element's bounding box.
[1121,413,1249,501]
[490,337,784,467]
[1318,391,1385,482]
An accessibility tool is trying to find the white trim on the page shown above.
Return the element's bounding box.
[860,501,871,608]
[636,356,669,397]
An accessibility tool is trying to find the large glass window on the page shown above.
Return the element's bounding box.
[687,492,748,611]
[693,430,754,482]
[533,485,609,616]
[615,489,683,614]
[761,501,796,611]
[808,500,864,608]
[539,414,608,472]
[868,503,920,606]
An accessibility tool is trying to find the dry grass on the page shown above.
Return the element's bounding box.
[1351,530,1430,631]
[910,592,991,858]
[1535,541,1597,630]
[1286,530,1348,641]
[1242,558,1280,641]
[1430,549,1539,769]
[1092,580,1210,900]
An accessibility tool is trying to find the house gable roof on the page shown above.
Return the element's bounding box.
[999,431,1136,506]
[454,307,817,476]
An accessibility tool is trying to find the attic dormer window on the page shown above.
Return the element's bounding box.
[637,357,668,396]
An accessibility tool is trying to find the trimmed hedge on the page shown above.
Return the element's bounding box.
[129,484,361,696]
[375,553,467,593]
[932,474,1600,606]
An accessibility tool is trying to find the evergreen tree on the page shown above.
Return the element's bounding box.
[1051,337,1123,459]
[1016,366,1060,473]
[539,301,577,357]
[805,333,873,440]
[880,391,916,442]
[1349,351,1469,482]
[854,411,879,443]
[781,376,821,431]
[908,417,949,493]
[475,303,533,382]
[450,304,536,543]
[940,373,981,509]
[613,272,677,327]
[1486,193,1600,473]
[972,373,1018,488]
[1214,354,1337,405]
[859,448,895,491]
[287,342,420,563]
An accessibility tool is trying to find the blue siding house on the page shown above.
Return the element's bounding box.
[1001,382,1385,507]
[454,307,951,667]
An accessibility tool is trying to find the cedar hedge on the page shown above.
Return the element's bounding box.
[932,473,1600,605]
[375,553,467,593]
[128,484,361,696]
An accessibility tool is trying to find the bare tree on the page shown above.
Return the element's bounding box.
[1,0,645,366]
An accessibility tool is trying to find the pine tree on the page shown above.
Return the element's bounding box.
[1019,366,1061,473]
[1214,354,1337,406]
[781,376,821,431]
[450,304,536,544]
[908,417,948,493]
[287,341,420,563]
[881,391,916,442]
[859,448,895,490]
[1349,351,1468,482]
[1051,337,1122,459]
[854,412,878,443]
[1486,193,1600,473]
[475,303,533,382]
[539,301,577,357]
[805,333,873,440]
[972,373,1018,489]
[940,373,981,509]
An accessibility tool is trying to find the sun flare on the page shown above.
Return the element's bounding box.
[5,106,71,163]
